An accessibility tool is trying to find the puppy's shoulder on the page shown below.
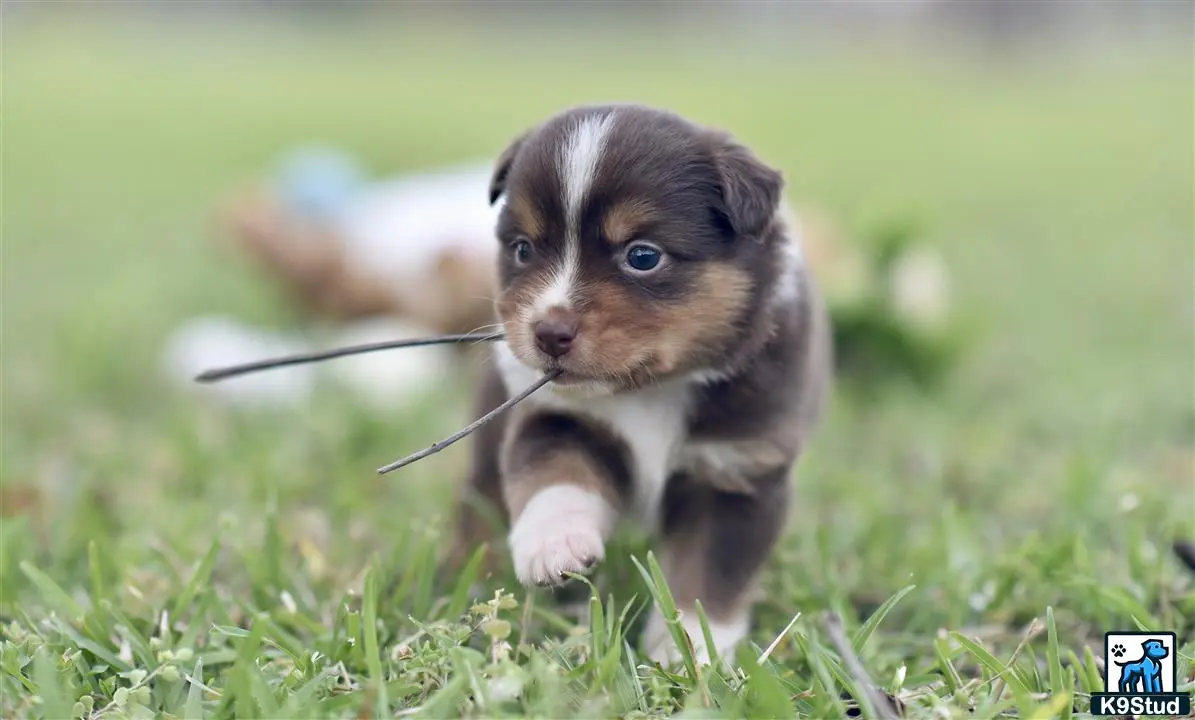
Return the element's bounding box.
[688,263,832,447]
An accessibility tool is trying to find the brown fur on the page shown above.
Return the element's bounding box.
[500,409,628,516]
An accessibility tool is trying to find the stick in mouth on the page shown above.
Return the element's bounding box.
[375,368,562,475]
[194,331,505,382]
[191,330,559,476]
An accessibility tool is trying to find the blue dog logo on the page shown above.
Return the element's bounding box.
[1115,638,1169,694]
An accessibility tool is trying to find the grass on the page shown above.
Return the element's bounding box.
[3,13,1194,719]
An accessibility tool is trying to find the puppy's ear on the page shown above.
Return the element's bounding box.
[707,131,784,238]
[488,131,529,205]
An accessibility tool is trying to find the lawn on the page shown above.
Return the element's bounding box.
[2,14,1193,719]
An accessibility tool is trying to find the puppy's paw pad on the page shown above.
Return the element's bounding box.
[511,518,605,587]
[507,485,616,588]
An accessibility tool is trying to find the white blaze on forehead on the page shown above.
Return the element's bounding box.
[532,112,617,314]
[561,112,617,222]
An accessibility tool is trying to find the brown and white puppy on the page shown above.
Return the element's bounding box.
[452,104,832,664]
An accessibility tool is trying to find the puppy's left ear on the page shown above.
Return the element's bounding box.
[707,132,784,238]
[488,131,530,205]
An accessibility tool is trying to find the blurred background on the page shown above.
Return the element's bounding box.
[2,0,1192,635]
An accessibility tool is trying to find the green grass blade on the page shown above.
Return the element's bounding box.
[20,561,85,621]
[589,586,607,661]
[229,618,267,719]
[1065,650,1093,694]
[49,615,129,671]
[1083,645,1104,693]
[172,538,221,620]
[446,545,486,620]
[1045,606,1063,693]
[87,540,108,606]
[693,600,720,668]
[100,600,158,669]
[248,658,282,718]
[799,630,850,718]
[934,635,963,694]
[362,565,390,718]
[33,649,71,720]
[852,584,915,653]
[1060,666,1075,720]
[739,644,796,719]
[950,632,1030,696]
[283,667,337,716]
[184,657,206,720]
[632,552,698,681]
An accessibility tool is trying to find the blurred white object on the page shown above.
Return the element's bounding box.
[322,318,453,412]
[337,162,500,283]
[334,163,501,331]
[889,246,950,331]
[162,316,317,409]
[161,315,453,413]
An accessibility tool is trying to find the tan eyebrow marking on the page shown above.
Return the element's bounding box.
[508,193,544,240]
[602,200,657,246]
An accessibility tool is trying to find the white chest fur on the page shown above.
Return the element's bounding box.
[493,343,692,531]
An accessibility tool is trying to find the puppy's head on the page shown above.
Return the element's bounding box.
[489,105,787,394]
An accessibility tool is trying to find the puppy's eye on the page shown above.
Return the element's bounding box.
[512,238,534,266]
[625,243,663,272]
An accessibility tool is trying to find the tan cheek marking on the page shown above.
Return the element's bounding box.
[651,263,752,372]
[602,200,657,246]
[575,283,667,376]
[533,263,751,380]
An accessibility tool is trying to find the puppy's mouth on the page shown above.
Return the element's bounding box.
[531,360,605,387]
[547,369,626,397]
[504,343,634,394]
[530,356,652,396]
[499,312,654,394]
[549,369,604,386]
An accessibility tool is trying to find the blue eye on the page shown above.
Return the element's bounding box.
[625,244,662,272]
[513,239,533,265]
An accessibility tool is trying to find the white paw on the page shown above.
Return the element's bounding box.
[642,607,750,667]
[508,485,616,587]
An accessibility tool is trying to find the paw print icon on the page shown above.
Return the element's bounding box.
[1111,643,1126,658]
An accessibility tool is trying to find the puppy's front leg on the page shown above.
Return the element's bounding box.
[502,411,629,587]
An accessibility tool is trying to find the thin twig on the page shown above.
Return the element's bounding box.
[822,611,899,720]
[376,369,562,475]
[194,331,505,383]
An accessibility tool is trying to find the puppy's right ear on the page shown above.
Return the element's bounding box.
[488,131,529,205]
[705,130,784,239]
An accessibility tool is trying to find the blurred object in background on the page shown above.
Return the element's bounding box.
[161,314,454,413]
[826,217,966,396]
[162,146,966,410]
[223,148,500,335]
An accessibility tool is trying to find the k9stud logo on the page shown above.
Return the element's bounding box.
[1090,631,1191,716]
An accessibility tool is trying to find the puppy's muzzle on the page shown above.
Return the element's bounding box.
[533,309,579,358]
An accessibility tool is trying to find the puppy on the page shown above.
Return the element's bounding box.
[451,104,832,664]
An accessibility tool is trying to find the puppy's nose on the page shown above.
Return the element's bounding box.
[534,313,578,358]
